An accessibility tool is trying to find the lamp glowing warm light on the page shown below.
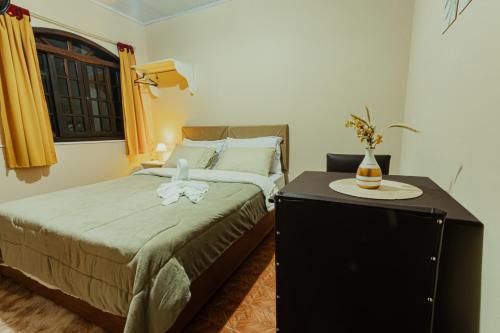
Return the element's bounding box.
[156,143,168,161]
[156,143,167,152]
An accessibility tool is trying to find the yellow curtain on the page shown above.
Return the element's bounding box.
[0,5,57,168]
[118,43,152,156]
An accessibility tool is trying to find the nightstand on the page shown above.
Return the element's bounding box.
[141,160,164,169]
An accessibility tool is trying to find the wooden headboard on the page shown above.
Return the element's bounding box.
[182,125,290,179]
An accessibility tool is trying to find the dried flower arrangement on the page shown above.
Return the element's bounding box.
[345,106,419,149]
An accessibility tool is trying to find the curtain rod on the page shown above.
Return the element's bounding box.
[30,11,119,45]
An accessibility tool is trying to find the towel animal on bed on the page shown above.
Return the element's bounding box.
[157,159,209,205]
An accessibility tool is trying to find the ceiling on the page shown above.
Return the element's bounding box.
[90,0,227,25]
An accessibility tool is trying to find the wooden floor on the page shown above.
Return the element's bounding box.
[0,234,276,333]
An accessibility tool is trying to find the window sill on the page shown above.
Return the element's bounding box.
[0,139,125,148]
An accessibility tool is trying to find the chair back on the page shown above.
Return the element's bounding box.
[326,153,391,175]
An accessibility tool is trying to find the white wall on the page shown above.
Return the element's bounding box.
[0,0,152,203]
[401,1,500,331]
[144,0,415,179]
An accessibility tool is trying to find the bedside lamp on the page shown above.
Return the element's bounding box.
[156,143,168,161]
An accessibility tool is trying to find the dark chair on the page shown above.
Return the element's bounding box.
[326,153,391,175]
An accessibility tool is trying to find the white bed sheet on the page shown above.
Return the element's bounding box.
[135,168,279,211]
[270,173,285,189]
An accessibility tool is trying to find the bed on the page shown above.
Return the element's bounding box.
[0,125,289,333]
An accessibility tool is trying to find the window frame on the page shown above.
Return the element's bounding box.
[34,27,124,142]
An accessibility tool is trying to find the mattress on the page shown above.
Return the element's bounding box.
[0,173,269,333]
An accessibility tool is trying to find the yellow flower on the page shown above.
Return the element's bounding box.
[345,120,355,128]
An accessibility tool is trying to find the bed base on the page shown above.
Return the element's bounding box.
[0,211,274,333]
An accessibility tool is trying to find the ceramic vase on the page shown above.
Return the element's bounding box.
[356,148,382,189]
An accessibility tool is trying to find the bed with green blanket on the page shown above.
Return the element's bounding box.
[0,171,273,333]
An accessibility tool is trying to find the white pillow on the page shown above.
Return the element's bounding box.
[182,138,226,153]
[225,136,283,174]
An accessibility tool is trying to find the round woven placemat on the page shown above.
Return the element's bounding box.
[329,178,423,200]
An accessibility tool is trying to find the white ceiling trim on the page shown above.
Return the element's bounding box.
[143,0,230,26]
[88,0,145,26]
[88,0,231,27]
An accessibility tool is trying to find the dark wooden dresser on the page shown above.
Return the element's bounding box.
[274,171,483,333]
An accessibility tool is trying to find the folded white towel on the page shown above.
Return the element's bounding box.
[173,158,189,181]
[135,168,279,211]
[157,180,209,205]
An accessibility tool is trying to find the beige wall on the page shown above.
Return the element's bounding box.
[2,0,498,329]
[1,0,415,200]
[0,0,152,203]
[401,0,499,331]
[145,0,415,179]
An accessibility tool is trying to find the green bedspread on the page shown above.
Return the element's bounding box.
[0,174,267,333]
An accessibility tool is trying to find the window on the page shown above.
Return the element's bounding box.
[34,28,124,141]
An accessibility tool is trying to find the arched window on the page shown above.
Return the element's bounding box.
[34,28,123,141]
